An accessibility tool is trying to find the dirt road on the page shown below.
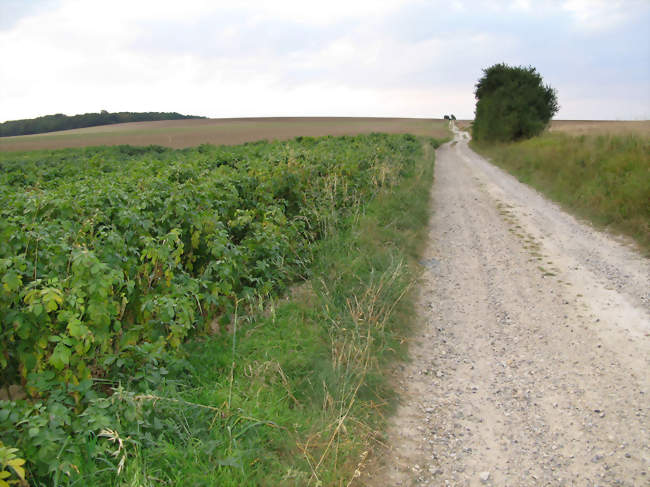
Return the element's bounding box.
[364,127,649,486]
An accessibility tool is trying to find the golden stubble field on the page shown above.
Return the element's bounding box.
[548,120,650,136]
[0,117,450,152]
[456,119,650,137]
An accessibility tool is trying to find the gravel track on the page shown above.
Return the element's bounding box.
[363,127,649,486]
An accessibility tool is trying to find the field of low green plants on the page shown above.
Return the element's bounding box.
[471,132,649,252]
[0,133,443,485]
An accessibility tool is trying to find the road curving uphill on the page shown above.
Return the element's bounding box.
[365,125,649,486]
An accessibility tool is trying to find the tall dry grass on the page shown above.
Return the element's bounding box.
[472,132,650,252]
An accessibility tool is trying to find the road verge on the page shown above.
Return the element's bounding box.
[470,132,649,253]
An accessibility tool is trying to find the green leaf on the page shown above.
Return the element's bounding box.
[23,289,40,305]
[45,299,58,312]
[191,230,200,249]
[32,303,43,317]
[49,342,71,370]
[42,288,63,312]
[1,271,21,292]
[8,458,25,480]
[67,318,89,338]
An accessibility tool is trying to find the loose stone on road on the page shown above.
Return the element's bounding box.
[363,127,649,486]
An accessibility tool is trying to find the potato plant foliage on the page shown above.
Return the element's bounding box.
[0,134,421,482]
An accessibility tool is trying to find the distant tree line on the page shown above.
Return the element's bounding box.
[0,111,205,137]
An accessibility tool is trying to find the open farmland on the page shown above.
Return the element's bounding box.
[454,119,650,137]
[549,119,650,136]
[0,117,449,151]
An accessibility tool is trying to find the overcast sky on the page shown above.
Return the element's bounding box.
[1,0,649,122]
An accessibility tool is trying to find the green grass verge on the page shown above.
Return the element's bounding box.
[471,132,650,252]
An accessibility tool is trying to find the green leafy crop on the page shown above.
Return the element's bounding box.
[0,133,423,484]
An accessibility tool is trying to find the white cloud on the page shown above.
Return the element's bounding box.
[561,0,645,31]
[0,0,648,121]
[238,0,410,24]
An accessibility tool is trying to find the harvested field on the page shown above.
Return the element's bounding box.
[454,119,649,137]
[0,117,449,151]
[549,120,650,136]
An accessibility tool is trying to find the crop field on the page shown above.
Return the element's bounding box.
[0,132,444,485]
[455,119,650,137]
[0,117,449,152]
[549,120,650,136]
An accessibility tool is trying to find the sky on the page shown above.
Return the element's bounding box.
[1,0,649,122]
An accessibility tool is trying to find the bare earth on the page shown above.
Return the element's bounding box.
[363,126,649,486]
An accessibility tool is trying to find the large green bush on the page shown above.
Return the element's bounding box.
[472,63,559,142]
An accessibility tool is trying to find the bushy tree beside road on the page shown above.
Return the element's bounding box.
[472,63,559,142]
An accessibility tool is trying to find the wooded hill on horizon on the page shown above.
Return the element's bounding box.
[0,111,204,137]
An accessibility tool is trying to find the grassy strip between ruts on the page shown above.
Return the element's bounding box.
[471,132,650,253]
[108,137,439,486]
[2,135,443,486]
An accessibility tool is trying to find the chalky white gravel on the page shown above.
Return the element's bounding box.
[364,127,649,486]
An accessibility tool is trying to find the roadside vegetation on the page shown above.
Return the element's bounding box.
[468,63,647,252]
[471,132,650,252]
[0,111,203,137]
[0,132,444,485]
